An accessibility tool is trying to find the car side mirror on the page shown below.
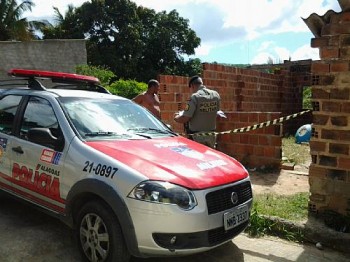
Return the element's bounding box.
[27,128,59,150]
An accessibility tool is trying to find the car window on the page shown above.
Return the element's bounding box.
[0,95,22,135]
[20,96,62,144]
[60,97,169,140]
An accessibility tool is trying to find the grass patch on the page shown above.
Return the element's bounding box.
[253,192,309,221]
[245,193,309,242]
[282,136,310,165]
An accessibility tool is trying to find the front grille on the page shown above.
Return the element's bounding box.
[206,181,252,215]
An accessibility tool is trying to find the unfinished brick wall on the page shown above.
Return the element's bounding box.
[216,111,282,168]
[306,9,350,216]
[158,61,309,168]
[250,60,313,135]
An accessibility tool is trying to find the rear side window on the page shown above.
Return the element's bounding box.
[0,95,22,135]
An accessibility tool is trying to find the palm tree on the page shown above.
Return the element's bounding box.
[41,5,84,39]
[0,0,47,41]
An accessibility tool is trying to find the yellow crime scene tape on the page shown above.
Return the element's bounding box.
[184,110,312,137]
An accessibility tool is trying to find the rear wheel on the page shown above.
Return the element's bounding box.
[76,200,130,262]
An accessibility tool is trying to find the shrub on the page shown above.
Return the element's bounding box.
[76,65,147,99]
[76,64,115,87]
[108,79,147,99]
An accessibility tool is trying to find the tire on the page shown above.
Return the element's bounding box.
[76,200,130,262]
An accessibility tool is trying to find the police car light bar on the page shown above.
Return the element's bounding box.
[8,68,100,84]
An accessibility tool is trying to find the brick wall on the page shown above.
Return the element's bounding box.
[0,40,87,78]
[308,10,350,216]
[216,111,282,168]
[158,62,310,169]
[250,60,313,135]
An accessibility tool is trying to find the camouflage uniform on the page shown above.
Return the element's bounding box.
[183,85,220,148]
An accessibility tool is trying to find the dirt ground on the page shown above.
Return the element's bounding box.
[249,161,311,195]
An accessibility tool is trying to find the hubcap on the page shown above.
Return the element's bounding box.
[80,213,109,262]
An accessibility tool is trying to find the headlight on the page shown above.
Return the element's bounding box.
[128,181,197,210]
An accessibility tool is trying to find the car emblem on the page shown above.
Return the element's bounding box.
[231,192,239,205]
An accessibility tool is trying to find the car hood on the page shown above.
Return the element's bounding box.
[85,136,248,190]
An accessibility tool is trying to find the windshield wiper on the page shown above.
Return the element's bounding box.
[84,132,130,137]
[127,127,171,134]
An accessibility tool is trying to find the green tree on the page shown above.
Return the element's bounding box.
[136,7,201,80]
[42,0,201,82]
[40,5,84,39]
[0,0,47,40]
[164,58,203,77]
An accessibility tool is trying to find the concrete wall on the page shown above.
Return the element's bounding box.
[0,40,87,79]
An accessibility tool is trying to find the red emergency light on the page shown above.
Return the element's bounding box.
[8,68,100,84]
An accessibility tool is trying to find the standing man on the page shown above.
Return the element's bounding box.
[174,76,221,148]
[132,79,161,119]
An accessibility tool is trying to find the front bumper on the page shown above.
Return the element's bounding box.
[127,178,253,256]
[153,220,249,250]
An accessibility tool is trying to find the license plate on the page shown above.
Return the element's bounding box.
[224,205,249,231]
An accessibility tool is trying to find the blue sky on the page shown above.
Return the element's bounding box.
[26,0,342,65]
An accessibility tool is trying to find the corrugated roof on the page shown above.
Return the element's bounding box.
[302,0,350,37]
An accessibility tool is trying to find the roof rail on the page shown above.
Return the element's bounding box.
[28,78,46,90]
[0,77,44,90]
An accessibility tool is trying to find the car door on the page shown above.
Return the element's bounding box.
[10,95,66,214]
[0,94,23,193]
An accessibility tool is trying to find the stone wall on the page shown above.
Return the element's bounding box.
[0,40,87,79]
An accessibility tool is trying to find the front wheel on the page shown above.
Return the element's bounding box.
[76,200,130,262]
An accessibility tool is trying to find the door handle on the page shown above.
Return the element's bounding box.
[12,146,24,154]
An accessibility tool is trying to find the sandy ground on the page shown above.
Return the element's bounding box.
[249,162,310,195]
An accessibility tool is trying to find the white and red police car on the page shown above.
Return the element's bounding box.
[0,69,253,262]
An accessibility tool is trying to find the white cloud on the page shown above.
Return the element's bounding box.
[29,0,87,19]
[275,47,291,61]
[27,0,338,64]
[297,0,340,18]
[132,0,342,53]
[195,43,212,56]
[291,44,320,61]
[29,0,342,39]
[252,43,320,65]
[258,41,275,52]
[253,41,290,63]
[251,52,274,65]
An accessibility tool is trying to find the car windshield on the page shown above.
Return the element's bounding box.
[59,97,174,140]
